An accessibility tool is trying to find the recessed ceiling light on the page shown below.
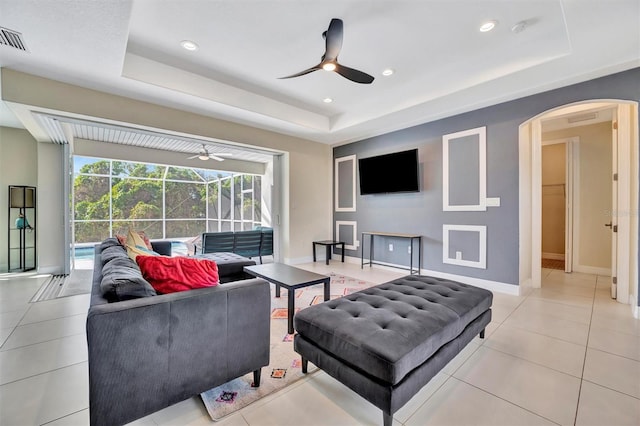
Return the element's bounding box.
[382,68,394,76]
[323,98,333,103]
[180,40,199,51]
[479,20,498,32]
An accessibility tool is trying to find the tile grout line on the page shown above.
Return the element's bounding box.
[572,276,598,426]
[0,360,88,388]
[0,329,87,352]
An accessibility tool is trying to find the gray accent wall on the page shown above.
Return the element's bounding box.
[334,67,640,291]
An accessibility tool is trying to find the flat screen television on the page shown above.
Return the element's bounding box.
[358,149,419,195]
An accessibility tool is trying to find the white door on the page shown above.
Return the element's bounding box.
[610,117,618,298]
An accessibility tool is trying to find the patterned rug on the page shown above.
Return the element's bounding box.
[200,272,375,421]
[542,258,565,270]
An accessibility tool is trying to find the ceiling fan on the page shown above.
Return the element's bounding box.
[187,144,233,162]
[279,18,374,84]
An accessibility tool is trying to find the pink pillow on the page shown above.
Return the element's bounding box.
[136,255,219,294]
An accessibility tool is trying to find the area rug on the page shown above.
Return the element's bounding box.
[200,272,375,421]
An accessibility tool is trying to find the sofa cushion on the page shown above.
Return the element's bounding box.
[293,275,493,385]
[136,255,219,294]
[100,237,122,251]
[100,245,129,265]
[100,261,156,302]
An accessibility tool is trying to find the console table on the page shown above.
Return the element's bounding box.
[361,232,422,275]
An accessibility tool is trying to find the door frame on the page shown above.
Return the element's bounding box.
[519,100,638,310]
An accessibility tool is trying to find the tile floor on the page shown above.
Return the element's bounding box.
[1,265,639,425]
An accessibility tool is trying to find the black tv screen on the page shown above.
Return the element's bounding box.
[358,149,419,195]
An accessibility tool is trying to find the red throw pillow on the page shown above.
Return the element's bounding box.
[136,255,219,294]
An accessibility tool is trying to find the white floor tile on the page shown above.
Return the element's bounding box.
[0,334,87,385]
[503,306,590,345]
[588,326,640,361]
[42,409,89,426]
[0,309,27,330]
[517,297,593,325]
[576,381,640,426]
[591,311,640,337]
[583,348,640,398]
[0,362,88,426]
[242,371,381,425]
[394,372,450,423]
[453,346,581,425]
[0,328,11,347]
[484,324,586,377]
[441,341,480,375]
[405,377,556,426]
[20,294,91,325]
[149,396,209,426]
[528,287,594,308]
[545,270,597,285]
[1,313,87,351]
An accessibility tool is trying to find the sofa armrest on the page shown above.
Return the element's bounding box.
[87,278,270,426]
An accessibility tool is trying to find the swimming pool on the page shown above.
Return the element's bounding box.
[73,241,188,259]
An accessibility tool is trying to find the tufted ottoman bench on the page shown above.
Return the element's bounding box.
[293,275,492,426]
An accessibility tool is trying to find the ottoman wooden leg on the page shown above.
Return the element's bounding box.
[301,357,309,374]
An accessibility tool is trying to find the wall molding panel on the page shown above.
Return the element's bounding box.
[336,220,358,250]
[443,224,487,269]
[335,155,356,212]
[442,126,488,211]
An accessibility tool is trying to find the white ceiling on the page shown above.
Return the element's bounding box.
[0,0,639,146]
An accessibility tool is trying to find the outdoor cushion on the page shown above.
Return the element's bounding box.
[195,252,255,277]
[294,275,493,385]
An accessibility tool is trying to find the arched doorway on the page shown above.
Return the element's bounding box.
[519,100,639,311]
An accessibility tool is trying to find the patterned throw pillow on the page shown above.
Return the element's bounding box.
[117,229,153,250]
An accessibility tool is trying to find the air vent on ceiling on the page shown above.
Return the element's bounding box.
[568,112,598,123]
[0,27,28,51]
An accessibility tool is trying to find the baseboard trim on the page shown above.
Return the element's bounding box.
[420,268,520,296]
[632,304,639,319]
[573,265,611,276]
[542,252,565,260]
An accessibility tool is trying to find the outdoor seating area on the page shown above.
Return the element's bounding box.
[200,228,273,263]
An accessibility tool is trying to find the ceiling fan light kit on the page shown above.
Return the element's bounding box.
[188,144,233,162]
[280,18,375,84]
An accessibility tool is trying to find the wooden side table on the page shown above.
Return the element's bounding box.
[312,240,345,265]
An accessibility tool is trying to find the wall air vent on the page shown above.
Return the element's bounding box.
[0,27,28,51]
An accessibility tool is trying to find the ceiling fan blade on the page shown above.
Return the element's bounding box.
[187,154,199,159]
[279,65,321,79]
[212,153,233,157]
[334,63,375,84]
[208,155,225,162]
[323,18,343,62]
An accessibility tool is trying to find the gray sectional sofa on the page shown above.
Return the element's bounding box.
[87,238,271,426]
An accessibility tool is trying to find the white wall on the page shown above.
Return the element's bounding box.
[543,122,612,271]
[37,142,65,274]
[0,127,38,272]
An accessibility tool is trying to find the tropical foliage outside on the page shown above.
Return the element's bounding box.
[73,157,262,244]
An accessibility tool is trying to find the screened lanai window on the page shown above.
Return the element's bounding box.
[72,157,263,244]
